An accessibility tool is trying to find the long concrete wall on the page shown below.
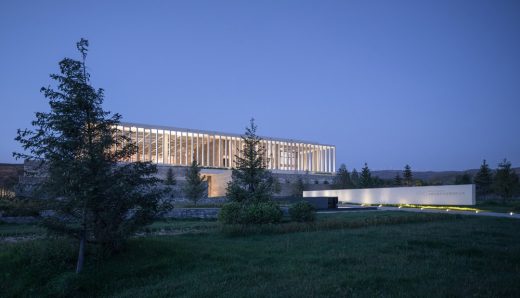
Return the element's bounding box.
[303,184,476,206]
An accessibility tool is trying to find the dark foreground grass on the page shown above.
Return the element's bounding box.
[0,223,46,238]
[1,212,520,297]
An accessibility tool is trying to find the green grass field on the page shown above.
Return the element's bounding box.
[1,212,519,297]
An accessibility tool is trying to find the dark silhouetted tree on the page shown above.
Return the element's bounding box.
[473,160,493,198]
[403,164,413,186]
[292,176,305,197]
[165,168,176,185]
[393,173,402,186]
[455,173,472,185]
[333,164,351,189]
[350,168,359,188]
[493,159,519,203]
[226,119,274,203]
[372,176,384,187]
[359,163,373,188]
[184,160,206,206]
[13,39,168,273]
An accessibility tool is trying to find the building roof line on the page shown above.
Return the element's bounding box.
[119,121,335,147]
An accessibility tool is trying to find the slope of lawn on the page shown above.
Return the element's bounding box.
[1,212,519,297]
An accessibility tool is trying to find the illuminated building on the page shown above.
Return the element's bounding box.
[116,122,336,173]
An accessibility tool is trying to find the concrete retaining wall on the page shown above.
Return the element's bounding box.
[0,216,39,224]
[304,184,476,206]
[163,208,220,219]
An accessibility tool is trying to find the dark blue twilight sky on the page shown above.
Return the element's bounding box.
[1,0,519,171]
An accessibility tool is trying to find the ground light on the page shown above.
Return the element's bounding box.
[511,212,514,216]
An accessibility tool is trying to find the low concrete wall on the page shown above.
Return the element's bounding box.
[0,216,39,224]
[303,184,476,206]
[163,208,220,219]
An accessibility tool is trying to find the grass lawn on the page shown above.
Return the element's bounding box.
[0,223,46,238]
[1,212,520,297]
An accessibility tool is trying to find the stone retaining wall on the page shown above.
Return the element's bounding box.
[163,208,221,219]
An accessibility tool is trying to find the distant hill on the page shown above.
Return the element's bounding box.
[372,168,520,184]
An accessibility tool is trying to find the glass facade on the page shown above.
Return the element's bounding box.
[116,123,336,173]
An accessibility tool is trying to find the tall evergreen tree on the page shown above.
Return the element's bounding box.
[333,164,351,189]
[183,160,206,206]
[393,173,402,186]
[455,173,472,185]
[403,164,413,186]
[226,119,274,203]
[359,163,373,188]
[13,39,167,273]
[164,167,176,185]
[350,168,359,188]
[292,176,305,197]
[372,176,384,187]
[473,160,493,198]
[493,159,519,203]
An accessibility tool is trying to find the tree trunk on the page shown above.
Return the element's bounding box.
[76,232,85,274]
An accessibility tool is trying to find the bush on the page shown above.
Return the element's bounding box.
[219,202,282,224]
[289,201,316,222]
[0,197,43,217]
[219,202,243,224]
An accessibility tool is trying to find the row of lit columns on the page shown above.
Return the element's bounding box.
[261,140,335,173]
[116,126,335,173]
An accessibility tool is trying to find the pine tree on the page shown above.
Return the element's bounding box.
[292,176,305,197]
[13,39,168,273]
[226,119,274,203]
[333,164,351,189]
[359,163,373,188]
[393,173,402,186]
[350,168,359,188]
[473,160,493,198]
[372,176,384,187]
[183,160,206,206]
[454,173,472,185]
[403,164,413,186]
[493,159,519,203]
[165,168,176,185]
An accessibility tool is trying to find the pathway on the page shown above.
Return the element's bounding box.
[378,206,520,219]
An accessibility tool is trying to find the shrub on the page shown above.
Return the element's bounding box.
[244,202,283,224]
[289,201,316,222]
[219,202,282,224]
[218,202,243,224]
[0,197,43,217]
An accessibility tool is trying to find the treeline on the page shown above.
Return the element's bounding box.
[332,159,520,201]
[332,163,426,189]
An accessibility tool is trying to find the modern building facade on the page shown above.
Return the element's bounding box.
[116,122,336,173]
